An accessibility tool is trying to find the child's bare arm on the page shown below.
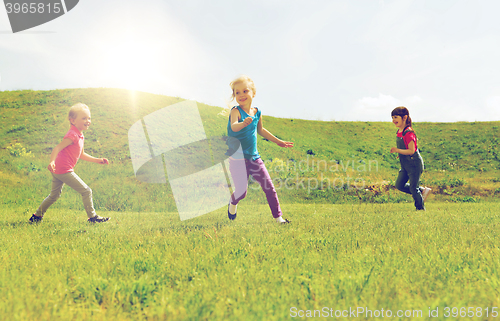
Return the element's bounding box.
[230,108,252,132]
[257,116,294,148]
[390,141,416,155]
[80,151,109,164]
[48,138,73,173]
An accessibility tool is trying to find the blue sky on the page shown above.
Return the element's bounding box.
[1,0,499,122]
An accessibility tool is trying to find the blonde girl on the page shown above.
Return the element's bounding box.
[226,75,294,223]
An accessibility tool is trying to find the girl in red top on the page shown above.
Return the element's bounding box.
[29,103,110,223]
[390,107,431,210]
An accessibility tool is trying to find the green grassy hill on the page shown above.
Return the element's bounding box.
[1,88,499,213]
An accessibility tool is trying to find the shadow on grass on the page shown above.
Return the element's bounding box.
[0,220,84,229]
[0,221,37,228]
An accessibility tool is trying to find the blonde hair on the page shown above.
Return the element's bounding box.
[229,75,256,101]
[68,103,90,121]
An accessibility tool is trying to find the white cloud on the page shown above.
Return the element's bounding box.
[342,93,400,121]
[485,96,500,120]
[406,95,422,104]
[358,93,400,110]
[343,94,431,122]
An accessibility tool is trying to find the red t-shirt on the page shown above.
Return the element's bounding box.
[54,125,84,174]
[397,129,417,150]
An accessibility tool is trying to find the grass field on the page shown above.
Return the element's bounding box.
[1,88,499,320]
[1,88,499,213]
[1,203,499,320]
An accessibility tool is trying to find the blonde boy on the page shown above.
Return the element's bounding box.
[29,103,110,223]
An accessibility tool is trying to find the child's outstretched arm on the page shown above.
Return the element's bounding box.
[80,150,109,164]
[230,108,252,132]
[257,116,294,148]
[48,138,73,173]
[390,141,416,155]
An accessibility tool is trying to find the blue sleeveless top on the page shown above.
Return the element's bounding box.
[226,106,261,160]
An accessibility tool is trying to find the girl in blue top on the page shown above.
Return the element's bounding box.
[226,75,293,223]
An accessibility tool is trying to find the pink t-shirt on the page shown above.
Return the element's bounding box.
[397,129,417,150]
[54,125,84,174]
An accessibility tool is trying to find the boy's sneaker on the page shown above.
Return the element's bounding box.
[29,214,43,223]
[88,215,110,223]
[422,187,432,202]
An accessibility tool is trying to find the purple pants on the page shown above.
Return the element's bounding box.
[229,157,282,218]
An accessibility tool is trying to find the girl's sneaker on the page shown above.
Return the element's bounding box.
[29,214,42,223]
[228,201,237,220]
[88,215,110,223]
[276,217,291,224]
[422,187,432,202]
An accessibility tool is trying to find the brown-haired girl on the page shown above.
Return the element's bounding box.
[390,106,431,210]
